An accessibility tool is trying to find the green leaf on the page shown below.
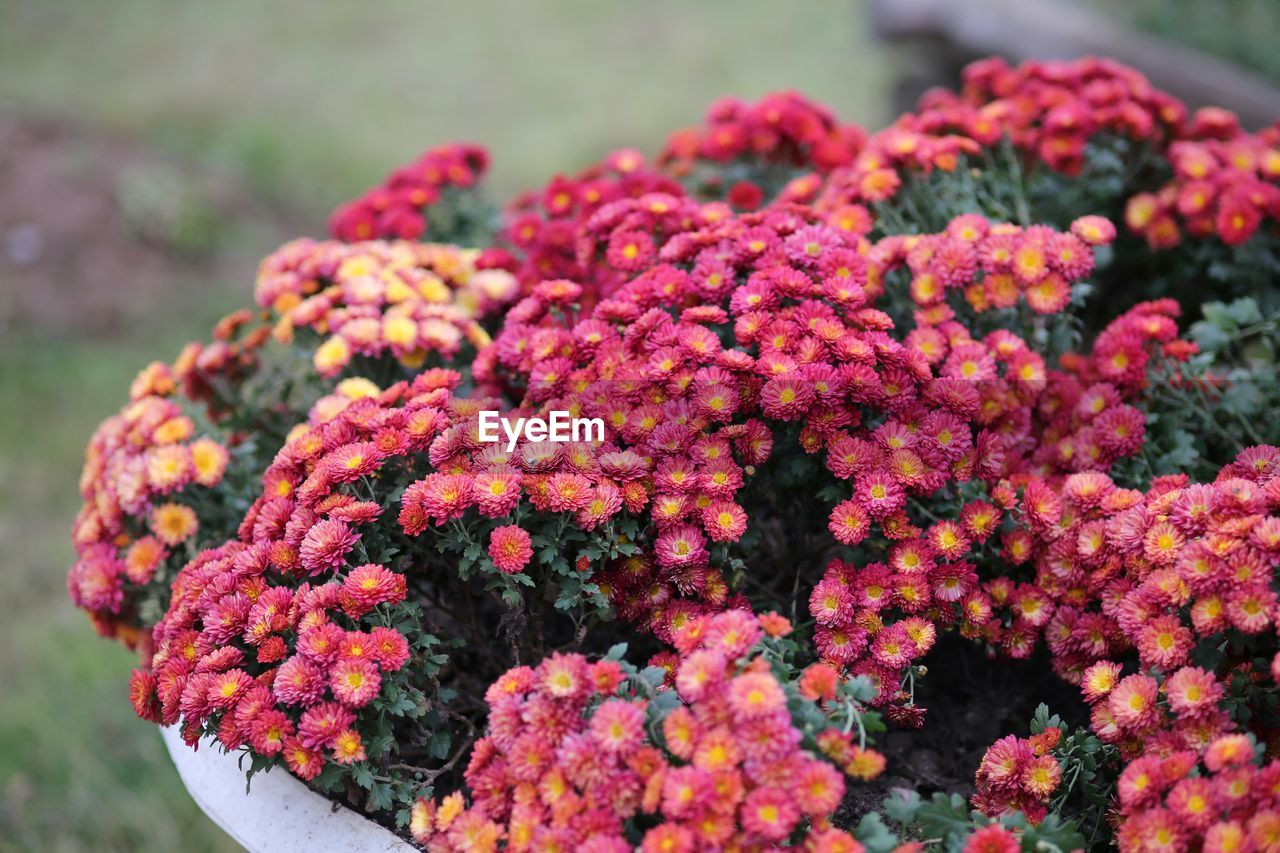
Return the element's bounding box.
[854,812,900,853]
[352,764,375,789]
[882,787,921,825]
[1226,297,1263,326]
[367,782,394,812]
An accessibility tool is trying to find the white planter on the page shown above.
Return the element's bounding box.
[161,725,415,853]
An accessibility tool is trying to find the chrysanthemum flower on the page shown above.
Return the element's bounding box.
[280,736,324,782]
[662,705,699,760]
[539,652,590,700]
[331,728,366,764]
[1109,674,1160,731]
[206,669,253,710]
[1226,585,1275,633]
[150,502,198,546]
[1136,616,1193,670]
[123,535,167,584]
[368,627,410,672]
[854,470,905,519]
[1204,734,1254,772]
[978,735,1030,790]
[654,524,708,570]
[337,631,377,664]
[132,669,173,729]
[798,662,840,702]
[189,437,230,487]
[675,650,727,702]
[846,745,887,780]
[727,671,786,719]
[640,825,695,853]
[757,611,792,637]
[1165,776,1216,831]
[1020,753,1062,797]
[420,472,475,523]
[742,787,800,842]
[274,655,326,706]
[489,524,533,574]
[660,764,714,820]
[828,498,871,545]
[587,699,646,754]
[1081,661,1123,703]
[342,564,407,614]
[145,445,193,494]
[296,622,344,665]
[760,376,816,420]
[299,518,360,576]
[324,441,384,483]
[701,499,747,542]
[248,710,293,756]
[701,610,762,659]
[793,759,844,816]
[964,823,1020,853]
[1070,215,1117,246]
[810,578,854,628]
[330,658,381,707]
[814,625,867,666]
[575,482,623,531]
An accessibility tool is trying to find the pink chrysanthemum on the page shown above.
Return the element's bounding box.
[330,658,381,708]
[342,564,407,614]
[274,656,326,706]
[727,671,786,719]
[368,627,411,672]
[741,786,801,842]
[299,518,360,576]
[489,525,533,574]
[587,698,646,754]
[654,523,708,570]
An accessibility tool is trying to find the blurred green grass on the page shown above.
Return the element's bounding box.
[1,0,891,215]
[0,1,890,850]
[0,322,247,852]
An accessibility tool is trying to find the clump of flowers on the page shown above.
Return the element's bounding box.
[1126,130,1280,248]
[868,215,1104,317]
[490,205,1087,653]
[814,56,1280,319]
[68,55,1280,853]
[255,238,518,379]
[499,159,687,305]
[815,55,1190,218]
[69,390,231,642]
[1111,735,1280,853]
[132,374,463,787]
[1011,446,1280,687]
[971,730,1064,823]
[409,610,873,852]
[328,143,491,243]
[67,312,282,645]
[658,90,867,205]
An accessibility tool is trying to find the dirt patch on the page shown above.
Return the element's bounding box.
[838,635,1090,823]
[0,115,303,338]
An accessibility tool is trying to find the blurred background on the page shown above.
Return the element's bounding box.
[0,1,1275,850]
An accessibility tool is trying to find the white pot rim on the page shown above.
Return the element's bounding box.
[161,725,416,852]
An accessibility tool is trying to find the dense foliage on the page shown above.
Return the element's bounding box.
[70,57,1280,852]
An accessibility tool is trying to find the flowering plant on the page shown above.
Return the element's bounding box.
[71,57,1280,851]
